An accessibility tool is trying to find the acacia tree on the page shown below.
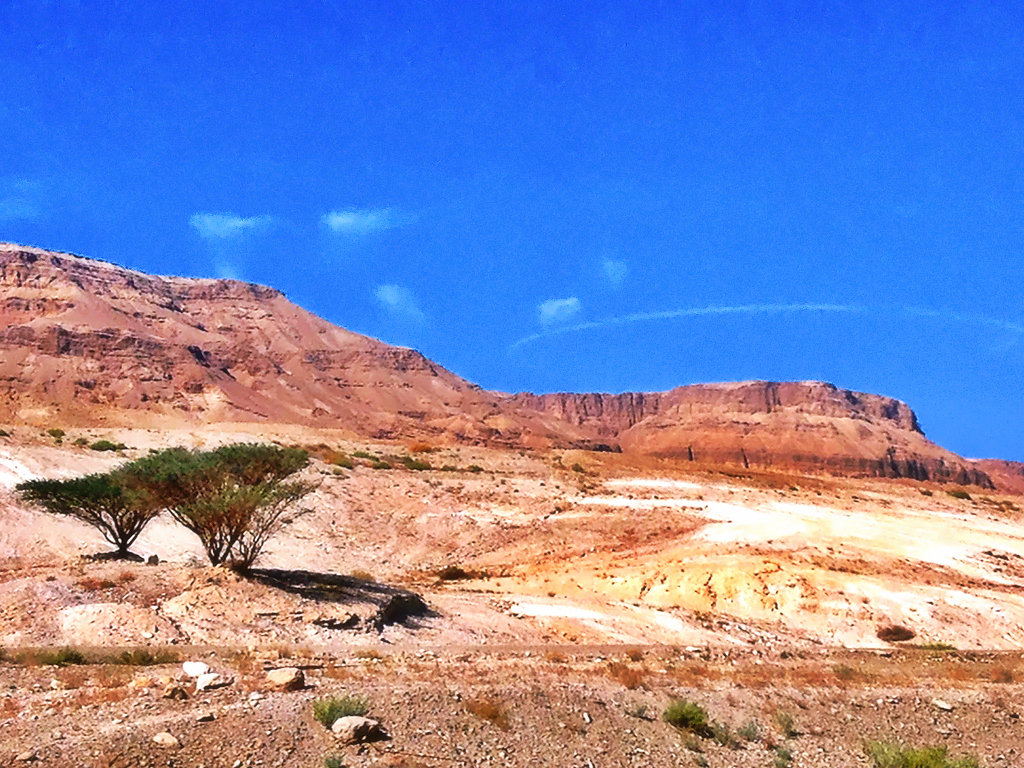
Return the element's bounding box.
[122,444,311,570]
[16,471,157,558]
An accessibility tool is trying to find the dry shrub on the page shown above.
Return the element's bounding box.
[77,577,117,591]
[93,666,132,688]
[57,666,90,689]
[626,649,645,662]
[606,661,646,690]
[545,651,567,663]
[990,665,1015,684]
[877,625,916,643]
[71,687,130,707]
[323,664,353,681]
[465,697,510,730]
[409,442,434,454]
[117,570,136,584]
[0,697,22,717]
[354,649,383,661]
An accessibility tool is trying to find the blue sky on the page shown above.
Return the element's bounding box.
[1,1,1022,460]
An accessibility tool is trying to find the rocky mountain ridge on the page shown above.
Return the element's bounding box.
[0,243,1010,487]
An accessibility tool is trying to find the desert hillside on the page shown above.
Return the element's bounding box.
[0,243,1008,487]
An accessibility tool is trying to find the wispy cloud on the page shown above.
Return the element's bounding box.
[322,207,403,235]
[0,178,44,222]
[538,296,582,326]
[602,258,628,287]
[374,284,426,323]
[515,303,863,348]
[511,302,1024,350]
[189,212,272,240]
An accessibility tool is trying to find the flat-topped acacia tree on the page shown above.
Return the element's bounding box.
[121,443,312,571]
[16,471,158,559]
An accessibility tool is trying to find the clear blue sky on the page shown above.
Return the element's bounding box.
[1,2,1022,460]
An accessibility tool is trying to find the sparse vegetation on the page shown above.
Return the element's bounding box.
[774,745,794,768]
[351,450,375,460]
[662,699,712,737]
[774,710,798,738]
[123,444,312,570]
[466,464,484,473]
[46,428,65,441]
[17,471,160,558]
[323,756,345,768]
[400,455,431,471]
[73,437,88,446]
[90,439,127,452]
[110,648,179,666]
[313,695,369,728]
[465,697,510,730]
[737,719,761,742]
[863,740,980,768]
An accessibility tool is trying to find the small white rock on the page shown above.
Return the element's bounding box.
[182,661,210,678]
[152,732,181,748]
[195,672,230,692]
[932,699,954,712]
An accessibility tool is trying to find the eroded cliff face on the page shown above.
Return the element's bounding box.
[0,243,1001,487]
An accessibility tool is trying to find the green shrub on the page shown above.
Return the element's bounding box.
[352,450,375,460]
[40,647,86,666]
[330,454,354,469]
[47,428,66,440]
[663,699,712,737]
[774,710,797,738]
[774,745,794,768]
[73,437,89,446]
[864,740,980,768]
[400,455,431,471]
[370,459,391,470]
[91,440,127,452]
[324,756,345,768]
[946,489,972,501]
[312,695,369,728]
[737,719,761,742]
[111,648,179,666]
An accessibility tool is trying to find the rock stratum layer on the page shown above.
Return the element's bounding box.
[0,243,1011,487]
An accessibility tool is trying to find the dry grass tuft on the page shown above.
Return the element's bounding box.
[465,696,511,730]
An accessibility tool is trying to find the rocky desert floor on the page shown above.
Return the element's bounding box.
[2,425,1024,766]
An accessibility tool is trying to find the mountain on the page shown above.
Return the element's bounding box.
[0,243,1007,487]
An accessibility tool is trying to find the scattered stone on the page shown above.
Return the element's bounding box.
[183,661,210,678]
[331,716,389,744]
[266,667,304,691]
[146,554,159,565]
[152,732,181,748]
[197,712,216,723]
[373,593,429,629]
[933,699,955,712]
[162,684,188,701]
[15,751,36,762]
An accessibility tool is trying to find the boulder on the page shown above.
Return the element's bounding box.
[331,716,389,744]
[265,667,304,691]
[182,661,210,678]
[152,732,180,748]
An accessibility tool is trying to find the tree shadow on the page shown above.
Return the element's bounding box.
[247,568,434,630]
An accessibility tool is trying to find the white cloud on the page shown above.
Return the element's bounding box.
[602,258,628,286]
[538,296,581,326]
[515,302,863,348]
[189,212,272,240]
[322,207,401,235]
[374,284,426,323]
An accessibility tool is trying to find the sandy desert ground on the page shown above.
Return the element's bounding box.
[2,425,1023,766]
